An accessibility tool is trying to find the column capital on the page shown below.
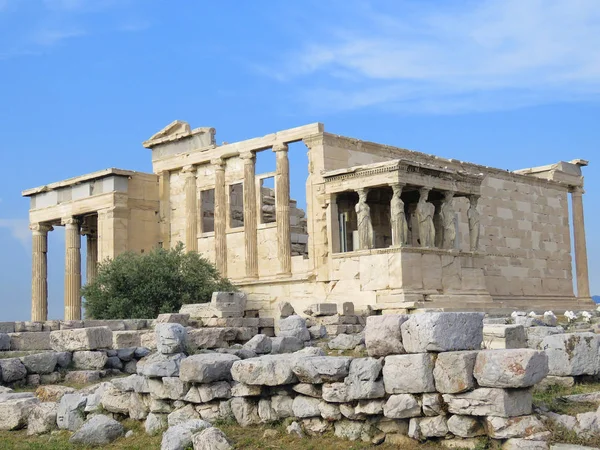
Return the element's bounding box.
[61,217,80,226]
[30,223,53,234]
[272,142,289,153]
[240,151,255,162]
[570,186,585,196]
[181,165,196,175]
[390,182,406,194]
[211,157,226,169]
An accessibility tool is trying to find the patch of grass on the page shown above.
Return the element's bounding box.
[548,423,600,448]
[533,381,600,415]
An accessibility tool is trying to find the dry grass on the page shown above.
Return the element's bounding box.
[533,381,600,416]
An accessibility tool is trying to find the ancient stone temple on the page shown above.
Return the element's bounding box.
[23,121,594,319]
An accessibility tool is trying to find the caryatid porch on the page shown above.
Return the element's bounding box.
[22,169,160,321]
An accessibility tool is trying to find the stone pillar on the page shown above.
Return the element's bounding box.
[212,158,228,277]
[571,186,591,300]
[31,223,53,322]
[241,152,258,278]
[356,188,374,250]
[183,165,198,253]
[85,230,98,284]
[63,217,82,321]
[273,143,291,275]
[159,170,171,249]
[468,195,481,251]
[390,183,408,247]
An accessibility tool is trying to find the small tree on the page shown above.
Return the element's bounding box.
[82,243,236,319]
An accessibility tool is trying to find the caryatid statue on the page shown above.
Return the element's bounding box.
[416,187,435,247]
[355,188,374,250]
[390,183,408,246]
[440,190,456,249]
[468,195,481,251]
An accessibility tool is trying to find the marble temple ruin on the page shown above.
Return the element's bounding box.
[22,121,594,320]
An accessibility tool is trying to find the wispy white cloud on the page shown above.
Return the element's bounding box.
[262,0,600,114]
[0,219,30,249]
[31,28,85,46]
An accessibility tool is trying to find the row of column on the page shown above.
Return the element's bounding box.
[31,217,98,322]
[181,143,292,278]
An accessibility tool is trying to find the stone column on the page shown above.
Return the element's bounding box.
[31,223,53,322]
[183,165,198,253]
[390,183,408,247]
[63,217,82,321]
[241,151,258,278]
[85,230,98,284]
[273,143,292,275]
[212,158,228,277]
[571,186,591,300]
[355,188,374,250]
[159,170,171,249]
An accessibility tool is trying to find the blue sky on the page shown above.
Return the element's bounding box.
[1,0,599,320]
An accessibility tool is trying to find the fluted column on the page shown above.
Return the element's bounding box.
[31,223,53,322]
[571,186,591,300]
[183,165,198,252]
[63,217,81,320]
[241,152,258,278]
[212,158,227,277]
[159,170,171,249]
[273,143,291,275]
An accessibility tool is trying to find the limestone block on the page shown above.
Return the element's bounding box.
[278,315,310,341]
[534,376,574,392]
[72,351,108,370]
[474,349,548,388]
[334,419,366,441]
[328,333,364,350]
[526,326,564,349]
[292,396,321,418]
[137,352,186,378]
[69,414,124,446]
[401,313,484,353]
[319,401,341,421]
[230,397,260,426]
[155,313,189,326]
[383,354,436,394]
[27,402,58,435]
[0,322,15,333]
[111,374,150,393]
[57,393,87,431]
[35,385,75,402]
[198,381,231,403]
[140,331,157,350]
[383,394,421,419]
[304,303,338,317]
[433,351,478,394]
[49,327,112,351]
[541,333,600,376]
[64,370,101,385]
[9,332,52,351]
[0,358,27,382]
[483,325,528,349]
[279,302,295,318]
[354,399,384,416]
[59,320,83,330]
[293,383,321,398]
[485,415,547,439]
[242,334,272,354]
[167,405,200,426]
[322,383,350,403]
[0,397,39,431]
[113,331,145,349]
[20,352,58,374]
[502,439,549,450]
[231,355,297,386]
[292,356,352,384]
[144,412,167,435]
[230,382,262,397]
[365,314,408,357]
[447,415,485,438]
[187,328,237,349]
[15,322,43,332]
[156,323,187,354]
[179,353,239,383]
[409,416,448,440]
[160,419,211,450]
[443,388,532,417]
[192,427,232,450]
[101,386,131,414]
[346,357,385,401]
[271,395,294,419]
[422,393,444,416]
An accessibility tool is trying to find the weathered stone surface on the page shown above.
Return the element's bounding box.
[422,393,444,416]
[242,334,272,354]
[56,351,72,368]
[0,322,15,333]
[168,404,200,426]
[290,396,320,418]
[69,414,125,446]
[383,354,436,394]
[49,326,112,351]
[187,328,237,349]
[192,427,232,450]
[503,439,549,450]
[443,388,532,417]
[156,323,187,354]
[328,333,364,350]
[534,376,575,393]
[0,397,39,431]
[383,394,421,419]
[279,302,295,318]
[292,356,351,384]
[409,416,448,440]
[322,383,350,403]
[302,418,331,436]
[365,315,408,357]
[179,353,239,383]
[106,355,123,370]
[0,333,11,350]
[137,352,186,377]
[305,303,338,317]
[474,349,549,388]
[318,401,341,421]
[0,358,27,382]
[334,420,366,441]
[354,399,384,416]
[308,325,327,340]
[231,355,297,386]
[270,336,304,354]
[483,325,527,349]
[101,385,132,414]
[161,419,211,450]
[278,315,310,341]
[293,383,322,398]
[73,350,108,370]
[346,358,385,401]
[129,392,150,420]
[145,412,168,435]
[64,370,101,385]
[447,415,485,438]
[113,331,145,349]
[485,415,547,439]
[8,332,52,351]
[526,326,564,349]
[57,393,87,431]
[230,381,262,397]
[35,385,75,402]
[401,312,484,353]
[156,313,190,326]
[198,381,231,403]
[271,395,294,419]
[541,333,600,376]
[230,397,260,426]
[433,351,478,394]
[27,402,58,435]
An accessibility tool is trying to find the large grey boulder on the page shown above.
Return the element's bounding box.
[20,352,58,374]
[111,374,150,393]
[443,388,532,417]
[345,357,385,401]
[278,315,310,341]
[27,402,58,435]
[383,394,421,419]
[474,349,549,388]
[73,351,108,370]
[69,414,125,446]
[231,355,297,386]
[0,358,27,382]
[56,393,87,431]
[292,356,351,383]
[401,312,484,353]
[484,415,547,439]
[242,334,272,354]
[433,351,478,394]
[328,333,364,350]
[292,396,321,418]
[230,397,260,426]
[49,326,112,351]
[447,415,485,438]
[383,353,436,394]
[145,412,168,435]
[180,353,239,383]
[156,323,187,354]
[137,352,186,377]
[365,314,409,357]
[161,419,212,450]
[270,336,304,354]
[527,326,564,349]
[541,332,600,376]
[0,397,39,430]
[192,427,232,450]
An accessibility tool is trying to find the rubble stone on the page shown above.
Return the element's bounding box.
[433,351,478,394]
[474,349,549,388]
[180,353,239,383]
[383,354,436,394]
[365,315,408,357]
[49,327,112,351]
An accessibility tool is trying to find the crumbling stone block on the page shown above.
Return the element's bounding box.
[49,327,112,352]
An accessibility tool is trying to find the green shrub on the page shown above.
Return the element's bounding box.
[82,242,236,319]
